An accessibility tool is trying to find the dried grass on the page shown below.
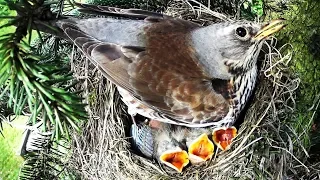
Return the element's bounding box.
[67,1,319,179]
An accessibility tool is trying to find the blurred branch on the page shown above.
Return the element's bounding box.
[19,140,79,179]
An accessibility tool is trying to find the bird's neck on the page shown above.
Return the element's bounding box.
[190,26,234,80]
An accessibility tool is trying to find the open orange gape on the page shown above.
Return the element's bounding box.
[188,133,215,164]
[159,148,189,173]
[212,126,238,151]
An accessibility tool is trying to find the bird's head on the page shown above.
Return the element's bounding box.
[220,19,285,74]
[192,19,285,78]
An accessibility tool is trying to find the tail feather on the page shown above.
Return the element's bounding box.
[57,2,172,46]
[75,2,168,20]
[58,17,146,46]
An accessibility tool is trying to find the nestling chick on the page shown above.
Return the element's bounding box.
[153,124,190,173]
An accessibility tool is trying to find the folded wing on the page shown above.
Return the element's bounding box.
[58,4,232,126]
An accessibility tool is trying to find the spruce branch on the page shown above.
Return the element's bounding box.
[0,0,87,140]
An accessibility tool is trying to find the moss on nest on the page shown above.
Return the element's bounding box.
[266,0,320,158]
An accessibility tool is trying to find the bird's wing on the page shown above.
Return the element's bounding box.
[59,4,232,125]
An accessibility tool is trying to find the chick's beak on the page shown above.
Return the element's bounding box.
[212,126,237,151]
[188,133,215,164]
[254,19,286,40]
[159,147,189,173]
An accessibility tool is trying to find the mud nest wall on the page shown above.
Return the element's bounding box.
[67,1,320,179]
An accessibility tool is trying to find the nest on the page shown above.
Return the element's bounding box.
[67,1,319,179]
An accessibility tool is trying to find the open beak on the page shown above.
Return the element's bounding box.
[188,133,215,164]
[212,126,237,151]
[254,19,286,40]
[159,147,189,173]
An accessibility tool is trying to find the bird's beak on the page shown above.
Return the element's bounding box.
[159,147,189,173]
[253,19,286,40]
[188,133,215,164]
[212,126,237,151]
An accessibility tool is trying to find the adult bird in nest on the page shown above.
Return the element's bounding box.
[58,2,285,171]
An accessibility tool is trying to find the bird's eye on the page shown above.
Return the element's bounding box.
[235,27,248,38]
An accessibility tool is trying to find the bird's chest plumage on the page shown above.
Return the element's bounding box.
[229,66,258,119]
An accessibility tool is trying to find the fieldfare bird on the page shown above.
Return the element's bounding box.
[154,124,190,173]
[212,126,237,151]
[185,128,215,164]
[58,3,285,153]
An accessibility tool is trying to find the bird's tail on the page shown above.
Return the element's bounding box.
[74,2,166,20]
